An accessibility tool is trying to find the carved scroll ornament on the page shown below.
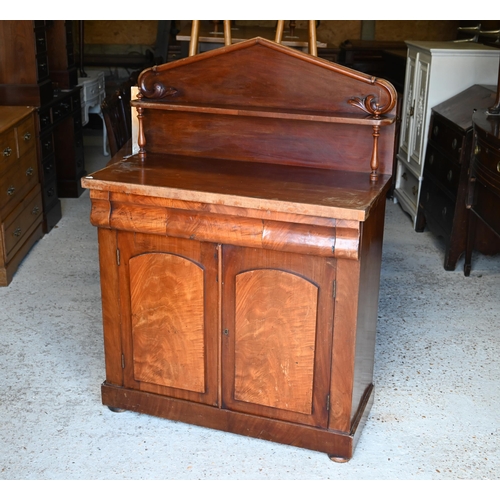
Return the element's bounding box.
[347,78,396,118]
[346,78,397,181]
[139,66,179,100]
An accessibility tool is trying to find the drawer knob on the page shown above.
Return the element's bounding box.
[7,185,15,196]
[474,145,481,155]
[32,205,40,215]
[433,125,439,136]
[442,207,447,217]
[452,138,458,150]
[429,154,434,165]
[402,172,408,181]
[412,186,418,197]
[3,147,12,157]
[447,170,453,182]
[24,132,31,142]
[26,167,34,177]
[497,161,500,173]
[13,227,21,237]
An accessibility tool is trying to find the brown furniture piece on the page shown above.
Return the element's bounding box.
[416,85,500,270]
[0,106,44,285]
[0,21,86,232]
[465,108,500,275]
[82,38,397,461]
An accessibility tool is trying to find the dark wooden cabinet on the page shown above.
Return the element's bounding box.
[46,21,78,90]
[416,85,500,270]
[0,20,86,232]
[0,21,53,106]
[83,38,397,461]
[465,108,500,274]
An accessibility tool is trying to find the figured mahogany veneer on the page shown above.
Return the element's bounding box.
[82,38,397,461]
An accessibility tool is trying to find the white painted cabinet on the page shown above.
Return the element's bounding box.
[395,41,500,226]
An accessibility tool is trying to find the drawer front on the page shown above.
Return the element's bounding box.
[34,28,47,54]
[72,89,82,110]
[424,144,460,197]
[42,155,57,183]
[473,179,500,236]
[0,149,39,210]
[419,178,454,235]
[38,108,52,132]
[0,128,17,173]
[16,115,36,158]
[429,115,465,163]
[3,186,43,260]
[42,176,58,209]
[36,54,50,82]
[40,132,54,161]
[82,79,100,102]
[52,96,72,123]
[474,136,500,194]
[397,163,420,210]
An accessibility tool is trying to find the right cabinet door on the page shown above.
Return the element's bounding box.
[221,245,336,428]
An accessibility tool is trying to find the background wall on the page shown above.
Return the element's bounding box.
[81,20,465,48]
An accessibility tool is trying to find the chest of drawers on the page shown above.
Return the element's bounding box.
[0,106,44,286]
[416,85,500,270]
[465,108,500,274]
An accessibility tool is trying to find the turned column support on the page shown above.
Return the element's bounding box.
[370,124,380,181]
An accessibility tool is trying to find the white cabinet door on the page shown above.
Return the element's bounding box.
[409,53,431,169]
[399,53,416,160]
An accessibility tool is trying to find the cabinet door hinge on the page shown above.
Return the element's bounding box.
[116,248,121,266]
[121,353,125,369]
[332,280,336,298]
[326,394,330,412]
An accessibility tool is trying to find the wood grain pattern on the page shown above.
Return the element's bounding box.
[117,232,219,406]
[129,252,205,392]
[222,245,334,428]
[234,269,318,414]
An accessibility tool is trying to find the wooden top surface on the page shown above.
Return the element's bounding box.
[473,108,500,142]
[0,106,34,133]
[82,152,391,222]
[177,24,327,48]
[432,85,497,131]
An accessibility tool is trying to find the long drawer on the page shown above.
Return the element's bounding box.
[419,177,455,237]
[2,184,43,262]
[0,148,39,211]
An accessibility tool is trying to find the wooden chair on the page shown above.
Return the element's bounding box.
[189,20,318,57]
[101,89,131,157]
[100,71,141,157]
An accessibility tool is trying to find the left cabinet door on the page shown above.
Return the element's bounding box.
[117,231,219,406]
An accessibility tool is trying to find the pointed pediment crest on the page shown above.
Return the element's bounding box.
[137,37,396,118]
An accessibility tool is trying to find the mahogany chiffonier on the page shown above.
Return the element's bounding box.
[415,85,500,270]
[394,41,500,228]
[82,38,397,461]
[0,106,44,286]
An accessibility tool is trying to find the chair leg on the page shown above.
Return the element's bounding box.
[223,20,232,46]
[189,20,200,56]
[308,20,317,56]
[275,21,285,44]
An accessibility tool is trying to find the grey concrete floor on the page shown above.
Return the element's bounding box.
[0,130,499,481]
